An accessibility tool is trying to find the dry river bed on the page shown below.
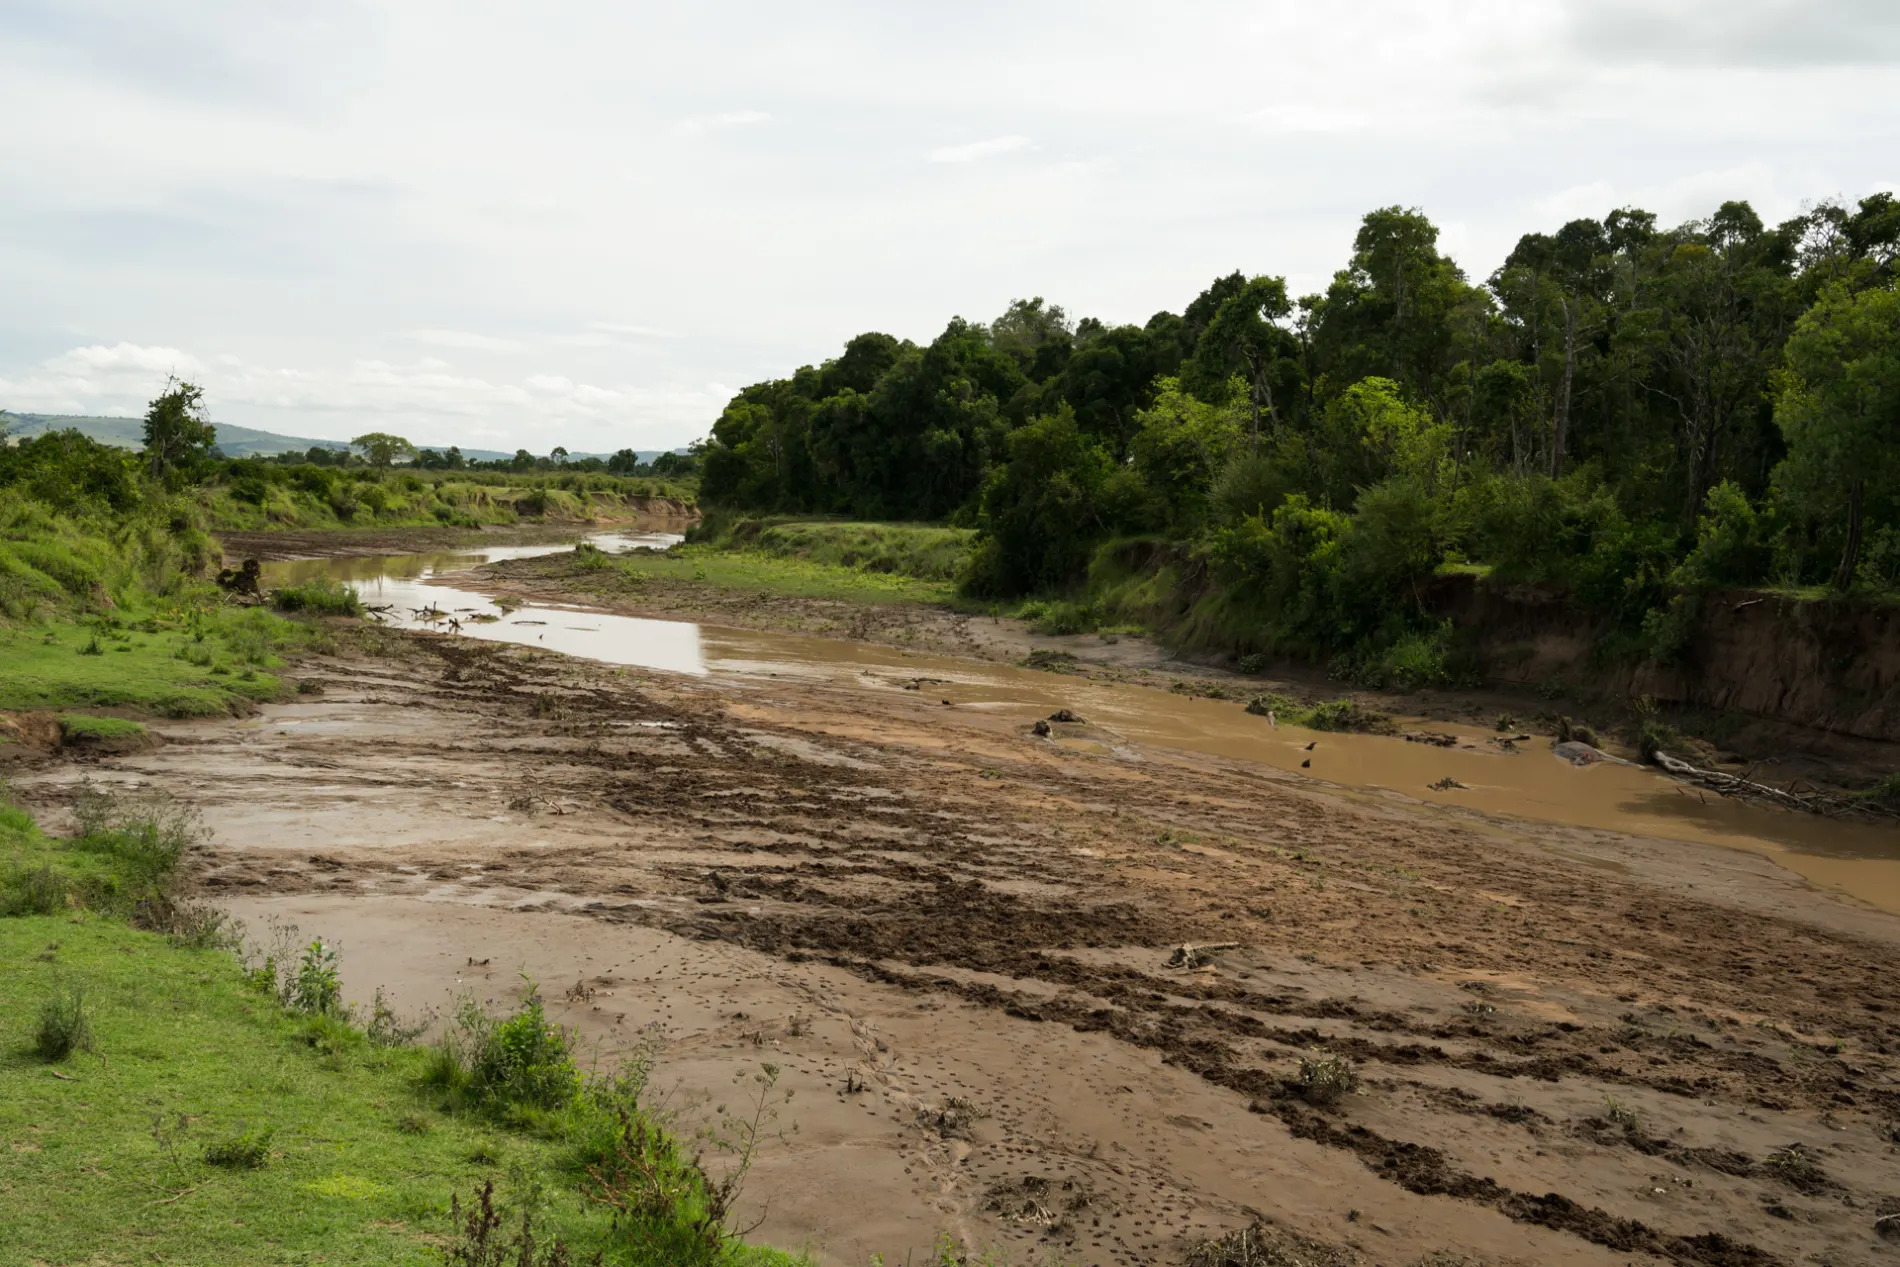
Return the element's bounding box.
[13,621,1900,1265]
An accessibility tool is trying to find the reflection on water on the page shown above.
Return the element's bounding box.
[265,535,1900,913]
[261,531,706,675]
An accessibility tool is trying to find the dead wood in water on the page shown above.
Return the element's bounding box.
[1651,750,1897,822]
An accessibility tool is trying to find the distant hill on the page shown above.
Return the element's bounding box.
[0,412,671,464]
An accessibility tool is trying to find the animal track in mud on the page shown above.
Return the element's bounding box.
[171,635,1900,1264]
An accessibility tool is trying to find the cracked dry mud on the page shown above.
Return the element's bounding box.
[17,633,1900,1266]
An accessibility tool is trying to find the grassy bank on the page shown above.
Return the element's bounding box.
[686,514,973,582]
[0,608,324,717]
[200,466,694,533]
[544,530,962,607]
[0,790,802,1266]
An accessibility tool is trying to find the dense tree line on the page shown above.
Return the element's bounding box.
[698,195,1900,668]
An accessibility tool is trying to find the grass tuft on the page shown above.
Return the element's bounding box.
[35,978,95,1062]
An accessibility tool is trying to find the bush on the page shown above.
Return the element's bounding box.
[288,939,343,1015]
[36,979,95,1062]
[1020,599,1098,636]
[271,578,363,617]
[426,989,580,1114]
[1293,1050,1357,1106]
[1303,698,1395,734]
[204,1125,274,1169]
[2,864,70,916]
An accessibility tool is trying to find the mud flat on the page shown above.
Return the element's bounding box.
[13,536,1900,1265]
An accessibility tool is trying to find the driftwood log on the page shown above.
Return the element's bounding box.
[1650,750,1895,822]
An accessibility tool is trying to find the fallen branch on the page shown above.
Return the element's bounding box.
[1651,751,1895,821]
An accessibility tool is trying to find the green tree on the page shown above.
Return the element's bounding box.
[1188,276,1300,451]
[1772,283,1900,587]
[351,432,417,468]
[142,379,217,479]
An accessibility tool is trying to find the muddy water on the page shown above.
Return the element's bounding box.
[265,540,1900,912]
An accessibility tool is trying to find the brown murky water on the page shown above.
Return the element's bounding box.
[264,540,1900,913]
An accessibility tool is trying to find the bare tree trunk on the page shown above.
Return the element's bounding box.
[1834,477,1866,590]
[1550,294,1577,478]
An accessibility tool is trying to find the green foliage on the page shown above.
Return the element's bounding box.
[36,978,95,1061]
[690,194,1900,674]
[271,577,364,616]
[289,939,344,1015]
[1771,282,1900,588]
[687,516,975,581]
[963,407,1141,596]
[426,989,580,1116]
[56,714,149,742]
[1672,481,1771,588]
[350,432,417,468]
[141,381,217,480]
[203,1125,274,1169]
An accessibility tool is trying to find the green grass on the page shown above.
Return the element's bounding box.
[271,577,364,616]
[0,795,804,1266]
[692,517,975,582]
[56,713,149,741]
[201,471,696,534]
[0,609,323,717]
[554,544,959,606]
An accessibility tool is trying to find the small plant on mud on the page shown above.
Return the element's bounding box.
[1763,1143,1830,1194]
[204,1124,274,1169]
[289,938,344,1015]
[1293,1050,1357,1107]
[1603,1095,1641,1129]
[1495,713,1518,732]
[36,979,95,1062]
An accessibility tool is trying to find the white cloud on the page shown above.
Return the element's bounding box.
[674,110,771,135]
[927,135,1031,164]
[0,3,1895,449]
[406,329,527,352]
[1534,180,1618,225]
[1242,104,1368,134]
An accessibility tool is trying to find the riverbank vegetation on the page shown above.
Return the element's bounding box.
[695,194,1900,681]
[0,787,801,1265]
[0,395,694,719]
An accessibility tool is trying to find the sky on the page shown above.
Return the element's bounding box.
[1,1,1896,454]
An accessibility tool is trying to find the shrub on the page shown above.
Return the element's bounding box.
[1555,716,1600,748]
[1024,599,1098,636]
[36,980,95,1062]
[1303,698,1394,734]
[271,577,362,617]
[1293,1050,1357,1106]
[288,939,343,1015]
[427,989,580,1114]
[2,865,70,916]
[205,1125,274,1169]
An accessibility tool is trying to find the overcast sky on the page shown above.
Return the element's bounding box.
[1,1,1895,453]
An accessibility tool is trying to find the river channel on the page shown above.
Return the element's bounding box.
[262,532,1900,914]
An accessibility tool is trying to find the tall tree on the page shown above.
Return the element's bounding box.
[1772,283,1900,587]
[142,379,217,478]
[1188,276,1299,452]
[352,432,418,468]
